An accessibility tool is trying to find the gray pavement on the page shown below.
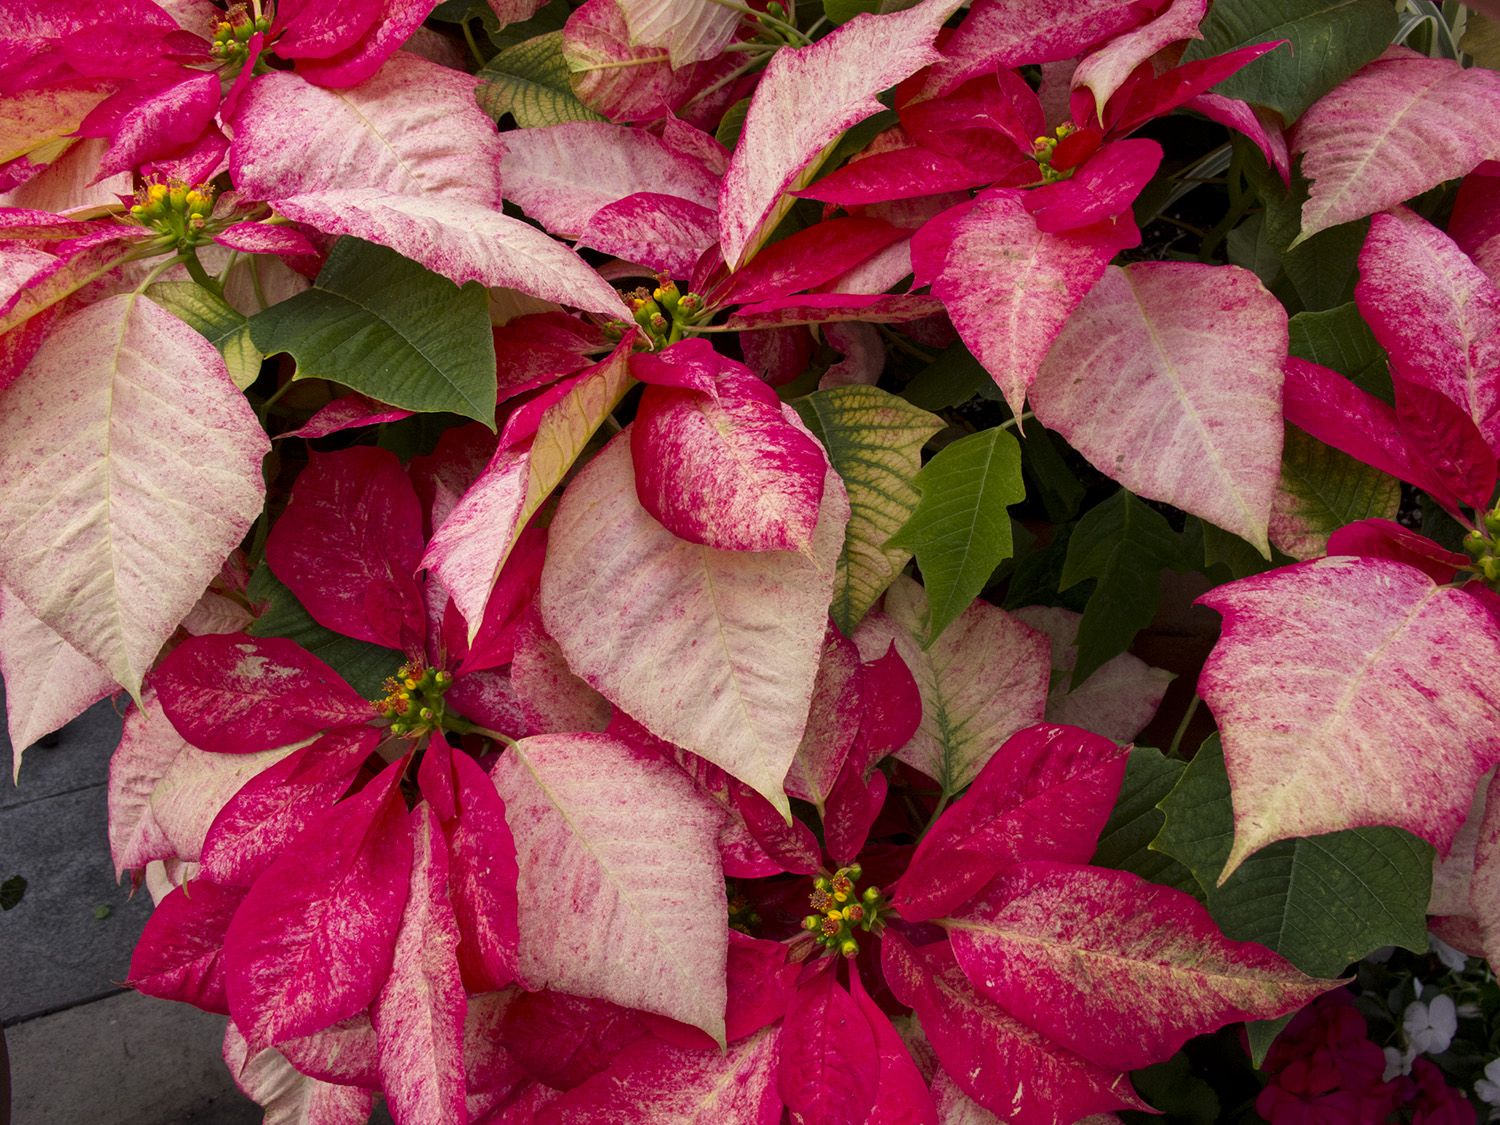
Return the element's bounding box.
[1,694,264,1123]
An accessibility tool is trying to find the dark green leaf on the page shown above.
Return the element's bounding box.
[146,281,262,391]
[475,32,607,126]
[715,98,753,152]
[1091,748,1200,897]
[1130,1054,1220,1125]
[1181,0,1397,124]
[249,238,498,425]
[1060,491,1181,683]
[0,874,25,910]
[1019,426,1085,522]
[887,427,1025,644]
[1153,734,1434,980]
[1282,217,1367,312]
[1273,425,1401,559]
[93,903,111,920]
[1245,1016,1296,1069]
[794,386,943,634]
[1002,522,1094,613]
[247,565,404,700]
[1288,303,1393,405]
[900,340,1003,410]
[1199,519,1283,579]
[1225,213,1281,286]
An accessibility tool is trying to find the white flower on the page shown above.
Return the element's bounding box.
[1476,1058,1500,1106]
[1385,1044,1417,1080]
[1431,933,1470,974]
[1403,993,1458,1055]
[1459,1002,1482,1019]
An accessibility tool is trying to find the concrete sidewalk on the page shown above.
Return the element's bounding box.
[1,695,265,1123]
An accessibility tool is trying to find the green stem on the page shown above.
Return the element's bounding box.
[1167,694,1201,759]
[702,0,808,43]
[915,790,950,843]
[462,18,486,67]
[445,715,521,751]
[998,411,1035,432]
[876,324,936,364]
[132,253,189,296]
[247,253,269,313]
[680,53,770,112]
[180,247,221,295]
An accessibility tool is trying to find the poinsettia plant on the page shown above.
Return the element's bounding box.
[8,0,1500,1119]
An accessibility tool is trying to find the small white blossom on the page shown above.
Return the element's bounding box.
[1475,1058,1500,1106]
[1385,1044,1417,1080]
[1459,1002,1482,1019]
[1431,933,1470,974]
[1403,993,1458,1055]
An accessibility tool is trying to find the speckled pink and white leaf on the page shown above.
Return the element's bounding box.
[614,0,742,67]
[852,576,1049,797]
[1463,771,1500,971]
[109,687,194,878]
[490,732,729,1043]
[499,122,720,238]
[922,0,1146,100]
[538,432,847,810]
[779,967,879,1125]
[222,759,414,1052]
[267,188,625,316]
[576,193,720,278]
[276,1014,381,1092]
[1032,262,1286,555]
[230,59,503,206]
[150,738,306,866]
[266,447,425,652]
[423,339,635,638]
[718,0,959,270]
[948,862,1336,1072]
[229,62,620,314]
[782,625,864,812]
[128,879,246,1014]
[846,967,939,1125]
[0,585,115,780]
[916,191,1140,419]
[154,635,373,755]
[444,747,523,994]
[223,1023,376,1125]
[1451,166,1500,285]
[371,803,467,1125]
[497,990,645,1091]
[0,294,267,700]
[1430,771,1488,919]
[1290,49,1500,244]
[534,1025,784,1125]
[510,604,612,735]
[1198,556,1500,880]
[1356,207,1500,454]
[630,362,827,553]
[1070,0,1206,121]
[198,726,378,887]
[881,933,1148,1125]
[892,723,1128,923]
[1012,605,1173,742]
[1327,520,1468,586]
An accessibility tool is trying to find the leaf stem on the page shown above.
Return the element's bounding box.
[680,54,769,112]
[876,324,936,364]
[132,253,189,295]
[703,0,808,43]
[462,18,486,66]
[180,247,221,295]
[1167,693,1201,759]
[915,791,950,843]
[998,411,1034,432]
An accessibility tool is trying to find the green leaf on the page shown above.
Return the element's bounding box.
[1198,518,1284,580]
[1225,213,1281,286]
[1091,748,1200,897]
[93,903,111,920]
[146,282,263,391]
[796,386,943,635]
[0,874,25,910]
[715,98,752,153]
[247,564,404,700]
[1282,217,1367,312]
[1246,1015,1296,1069]
[475,32,607,127]
[886,427,1025,645]
[1019,426,1085,522]
[1180,0,1398,124]
[1271,425,1402,560]
[1130,1054,1220,1125]
[1002,522,1094,613]
[1288,303,1393,405]
[1060,491,1180,684]
[900,339,1003,410]
[249,238,498,425]
[1153,734,1434,980]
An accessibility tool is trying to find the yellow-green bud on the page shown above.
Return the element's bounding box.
[840,939,859,958]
